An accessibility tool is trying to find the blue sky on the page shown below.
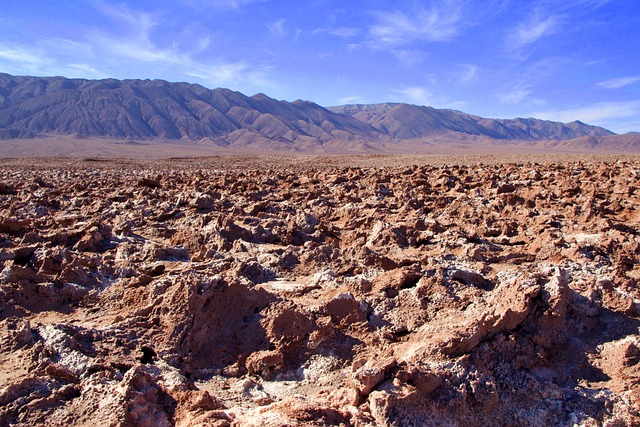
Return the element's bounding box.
[1,0,639,133]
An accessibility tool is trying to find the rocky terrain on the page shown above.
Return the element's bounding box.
[1,155,640,426]
[3,73,637,155]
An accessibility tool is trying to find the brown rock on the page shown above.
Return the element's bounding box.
[122,365,175,427]
[1,158,639,427]
[352,357,396,396]
[246,350,284,376]
[324,292,366,326]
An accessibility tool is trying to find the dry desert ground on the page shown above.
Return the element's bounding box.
[1,154,640,426]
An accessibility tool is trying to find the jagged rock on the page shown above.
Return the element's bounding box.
[128,369,175,425]
[191,193,214,211]
[352,357,396,396]
[262,305,315,346]
[0,318,35,350]
[448,267,493,290]
[235,260,275,284]
[245,350,284,377]
[497,183,516,194]
[1,157,639,426]
[0,182,17,195]
[139,177,162,189]
[234,395,351,426]
[0,217,30,234]
[324,292,366,326]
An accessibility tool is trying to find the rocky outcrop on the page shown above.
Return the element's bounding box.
[1,156,639,426]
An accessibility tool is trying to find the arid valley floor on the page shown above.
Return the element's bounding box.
[1,154,640,426]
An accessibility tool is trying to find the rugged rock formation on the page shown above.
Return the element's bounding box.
[1,155,639,426]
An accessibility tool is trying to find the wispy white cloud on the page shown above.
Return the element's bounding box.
[534,101,640,127]
[89,1,167,60]
[391,49,427,67]
[456,63,478,84]
[85,2,277,90]
[0,45,45,66]
[194,36,212,54]
[40,38,94,57]
[0,42,109,79]
[186,61,273,88]
[494,57,566,106]
[497,82,546,106]
[393,85,469,110]
[346,43,360,52]
[608,119,640,134]
[187,0,268,10]
[498,86,533,104]
[268,19,286,38]
[510,12,560,48]
[368,0,464,46]
[597,76,640,89]
[92,0,157,30]
[507,0,613,52]
[335,95,367,105]
[66,63,109,78]
[0,1,278,93]
[539,0,614,11]
[328,27,362,38]
[394,86,434,106]
[103,39,174,63]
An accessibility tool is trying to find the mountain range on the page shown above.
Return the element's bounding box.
[0,73,636,153]
[329,103,612,141]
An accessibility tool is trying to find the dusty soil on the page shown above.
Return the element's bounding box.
[2,135,634,160]
[1,155,639,426]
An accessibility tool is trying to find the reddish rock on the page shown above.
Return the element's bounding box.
[1,157,639,426]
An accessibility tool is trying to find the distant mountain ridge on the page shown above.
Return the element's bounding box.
[0,73,628,153]
[328,103,613,141]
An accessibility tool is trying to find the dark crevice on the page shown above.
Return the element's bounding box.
[140,346,157,364]
[399,274,422,290]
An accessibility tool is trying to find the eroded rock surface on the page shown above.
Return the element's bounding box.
[1,156,639,426]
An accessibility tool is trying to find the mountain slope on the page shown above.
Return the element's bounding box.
[0,73,380,150]
[0,73,625,153]
[329,103,614,141]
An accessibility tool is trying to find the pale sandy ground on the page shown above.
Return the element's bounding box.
[1,136,639,170]
[0,137,247,158]
[1,135,636,161]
